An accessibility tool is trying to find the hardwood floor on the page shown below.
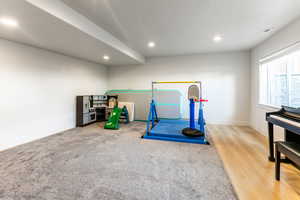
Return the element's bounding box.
[208,125,300,200]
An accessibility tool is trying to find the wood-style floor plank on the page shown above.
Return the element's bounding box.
[208,125,300,200]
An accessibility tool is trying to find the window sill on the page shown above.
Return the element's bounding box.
[257,103,280,111]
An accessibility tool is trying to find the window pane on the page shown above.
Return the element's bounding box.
[268,56,288,107]
[259,63,268,105]
[259,49,300,108]
[290,50,300,107]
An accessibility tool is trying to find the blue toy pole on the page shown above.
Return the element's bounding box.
[198,102,205,133]
[151,100,155,127]
[189,99,195,129]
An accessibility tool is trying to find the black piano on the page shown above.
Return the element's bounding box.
[266,106,300,161]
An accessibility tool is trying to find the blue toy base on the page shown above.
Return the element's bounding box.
[143,120,208,144]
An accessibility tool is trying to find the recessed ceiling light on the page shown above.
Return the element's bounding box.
[103,55,110,61]
[213,35,223,42]
[0,17,19,27]
[148,41,156,48]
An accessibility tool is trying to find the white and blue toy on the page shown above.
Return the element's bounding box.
[142,81,209,145]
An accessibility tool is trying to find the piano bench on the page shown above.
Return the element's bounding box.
[275,142,300,181]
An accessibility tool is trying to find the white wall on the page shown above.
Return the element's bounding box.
[108,51,251,125]
[0,39,107,151]
[250,17,300,137]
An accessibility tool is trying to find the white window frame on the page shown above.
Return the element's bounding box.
[258,41,300,109]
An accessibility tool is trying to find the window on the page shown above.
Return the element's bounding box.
[259,46,300,108]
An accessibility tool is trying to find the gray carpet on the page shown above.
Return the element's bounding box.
[0,122,237,200]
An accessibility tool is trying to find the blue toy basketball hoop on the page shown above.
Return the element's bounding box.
[142,81,209,145]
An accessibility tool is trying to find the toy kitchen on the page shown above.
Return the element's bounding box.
[76,95,118,127]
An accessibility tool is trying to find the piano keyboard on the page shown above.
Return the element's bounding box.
[270,115,300,128]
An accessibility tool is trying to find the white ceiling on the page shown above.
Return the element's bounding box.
[62,0,300,57]
[1,0,300,65]
[0,0,144,66]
